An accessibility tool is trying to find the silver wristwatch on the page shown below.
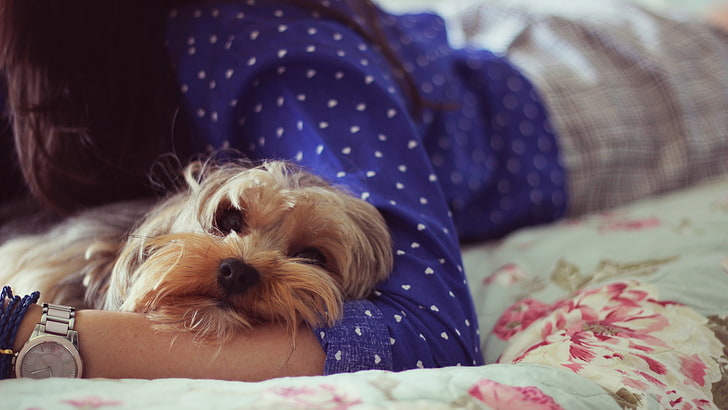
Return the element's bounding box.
[13,303,83,378]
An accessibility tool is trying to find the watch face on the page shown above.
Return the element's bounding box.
[16,336,82,379]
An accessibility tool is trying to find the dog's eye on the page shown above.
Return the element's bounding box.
[292,247,327,267]
[214,208,246,235]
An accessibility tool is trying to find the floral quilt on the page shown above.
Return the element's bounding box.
[494,281,723,409]
[4,176,728,410]
[463,176,728,409]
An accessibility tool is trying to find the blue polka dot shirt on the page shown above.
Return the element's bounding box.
[165,0,566,373]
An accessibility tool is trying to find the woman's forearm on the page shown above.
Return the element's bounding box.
[14,304,325,380]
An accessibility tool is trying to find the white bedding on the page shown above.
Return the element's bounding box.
[5,364,619,409]
[4,167,728,409]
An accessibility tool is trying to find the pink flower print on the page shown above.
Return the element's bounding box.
[566,332,598,362]
[634,353,668,377]
[265,384,361,409]
[506,281,676,372]
[666,395,714,410]
[63,397,122,409]
[599,216,661,232]
[468,379,563,410]
[634,370,666,388]
[498,281,723,410]
[680,354,709,388]
[622,375,649,391]
[494,299,550,340]
[484,263,528,286]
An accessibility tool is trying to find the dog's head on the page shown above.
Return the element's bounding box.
[105,160,392,341]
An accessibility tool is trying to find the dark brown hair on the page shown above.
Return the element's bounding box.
[1,1,188,213]
[0,0,423,214]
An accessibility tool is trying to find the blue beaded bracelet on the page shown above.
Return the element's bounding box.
[0,286,40,379]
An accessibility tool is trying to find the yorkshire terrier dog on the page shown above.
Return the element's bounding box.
[0,160,393,341]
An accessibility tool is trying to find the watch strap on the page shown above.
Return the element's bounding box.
[38,304,77,341]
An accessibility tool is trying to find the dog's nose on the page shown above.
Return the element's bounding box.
[217,258,260,294]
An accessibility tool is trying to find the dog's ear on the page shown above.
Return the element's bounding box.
[265,160,393,298]
[339,197,393,299]
[104,193,192,310]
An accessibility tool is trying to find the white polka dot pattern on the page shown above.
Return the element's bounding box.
[166,0,566,374]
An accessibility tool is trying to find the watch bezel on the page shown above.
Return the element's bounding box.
[15,334,83,378]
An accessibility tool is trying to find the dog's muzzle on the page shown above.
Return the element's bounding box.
[217,258,260,294]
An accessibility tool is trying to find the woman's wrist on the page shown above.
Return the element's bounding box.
[12,303,41,352]
[0,287,41,379]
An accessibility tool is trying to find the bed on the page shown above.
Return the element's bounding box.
[3,0,728,408]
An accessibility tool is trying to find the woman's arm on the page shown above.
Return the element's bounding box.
[14,304,325,380]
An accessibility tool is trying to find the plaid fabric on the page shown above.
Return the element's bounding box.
[447,0,728,215]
